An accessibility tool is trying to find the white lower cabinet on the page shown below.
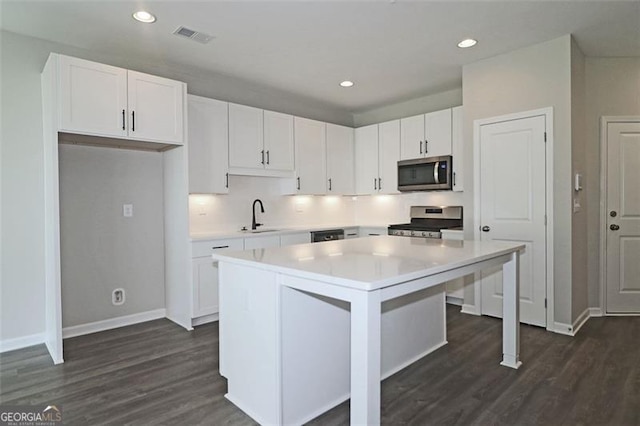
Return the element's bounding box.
[191,238,244,322]
[244,235,281,250]
[344,227,359,239]
[280,232,311,246]
[358,226,387,237]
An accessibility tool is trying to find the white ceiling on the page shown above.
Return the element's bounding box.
[1,1,639,113]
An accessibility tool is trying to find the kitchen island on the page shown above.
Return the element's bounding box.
[213,236,524,426]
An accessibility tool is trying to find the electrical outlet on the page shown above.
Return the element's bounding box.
[123,204,133,217]
[112,288,125,305]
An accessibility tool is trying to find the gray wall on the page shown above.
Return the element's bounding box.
[462,36,574,325]
[58,145,165,327]
[570,39,589,322]
[585,57,640,309]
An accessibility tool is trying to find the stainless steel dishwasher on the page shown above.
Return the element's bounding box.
[310,229,345,243]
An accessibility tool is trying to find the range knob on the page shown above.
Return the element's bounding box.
[410,230,416,237]
[421,232,427,237]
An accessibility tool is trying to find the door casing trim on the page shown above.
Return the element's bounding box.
[599,116,640,315]
[473,107,554,331]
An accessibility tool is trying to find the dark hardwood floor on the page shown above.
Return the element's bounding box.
[1,306,638,425]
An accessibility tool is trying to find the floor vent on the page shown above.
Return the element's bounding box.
[173,26,214,44]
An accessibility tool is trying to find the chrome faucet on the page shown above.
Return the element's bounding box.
[252,199,265,230]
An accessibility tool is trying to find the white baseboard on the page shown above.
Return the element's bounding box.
[445,296,463,307]
[62,308,166,339]
[461,303,481,316]
[572,308,591,335]
[192,312,219,327]
[589,307,603,317]
[0,333,45,353]
[552,321,574,336]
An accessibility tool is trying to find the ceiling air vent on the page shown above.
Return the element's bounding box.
[173,26,214,44]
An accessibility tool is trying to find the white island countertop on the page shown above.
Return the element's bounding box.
[212,235,523,291]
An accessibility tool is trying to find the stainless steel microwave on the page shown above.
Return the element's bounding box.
[397,155,453,191]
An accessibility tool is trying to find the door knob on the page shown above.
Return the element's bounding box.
[610,224,620,231]
[481,226,491,232]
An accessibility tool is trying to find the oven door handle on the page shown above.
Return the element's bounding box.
[433,161,440,183]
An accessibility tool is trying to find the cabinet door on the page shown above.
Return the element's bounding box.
[378,120,400,194]
[326,124,355,194]
[192,257,219,318]
[355,124,379,195]
[187,95,229,194]
[244,235,281,250]
[280,232,311,246]
[294,117,327,195]
[400,114,425,160]
[264,110,295,171]
[59,55,128,138]
[344,227,359,239]
[451,106,464,192]
[229,103,264,169]
[423,108,452,157]
[127,70,184,144]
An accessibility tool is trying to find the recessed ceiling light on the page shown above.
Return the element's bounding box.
[133,10,156,23]
[340,80,354,88]
[457,38,477,48]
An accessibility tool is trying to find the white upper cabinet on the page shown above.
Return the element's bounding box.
[355,124,379,195]
[423,109,452,157]
[326,123,355,194]
[229,105,295,175]
[58,55,185,145]
[451,106,464,192]
[355,120,400,195]
[228,103,264,169]
[127,71,185,144]
[187,95,229,194]
[59,55,128,138]
[263,110,295,172]
[400,114,425,160]
[378,119,400,194]
[294,117,327,195]
[400,108,452,160]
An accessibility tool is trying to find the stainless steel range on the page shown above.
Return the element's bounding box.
[388,206,463,239]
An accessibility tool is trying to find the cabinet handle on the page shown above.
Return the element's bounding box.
[225,173,229,188]
[374,178,377,190]
[378,177,382,190]
[266,150,270,165]
[122,109,126,130]
[297,177,301,190]
[328,178,332,191]
[425,139,428,153]
[453,172,456,186]
[131,111,135,131]
[347,233,357,236]
[212,245,230,250]
[261,150,265,165]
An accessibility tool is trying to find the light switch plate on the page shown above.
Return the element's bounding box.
[123,204,133,217]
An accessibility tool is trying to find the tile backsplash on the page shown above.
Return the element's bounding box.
[189,175,464,235]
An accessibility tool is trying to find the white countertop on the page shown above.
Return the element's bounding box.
[190,224,388,241]
[212,236,523,291]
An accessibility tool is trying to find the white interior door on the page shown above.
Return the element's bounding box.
[479,115,547,327]
[606,121,640,313]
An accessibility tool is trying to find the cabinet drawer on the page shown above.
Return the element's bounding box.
[192,238,244,258]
